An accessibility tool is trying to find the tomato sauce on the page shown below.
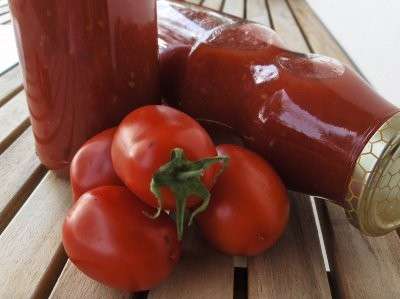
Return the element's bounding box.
[10,0,160,170]
[158,0,399,207]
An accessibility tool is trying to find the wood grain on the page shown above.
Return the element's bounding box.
[286,0,354,68]
[223,0,244,18]
[246,0,271,27]
[267,0,308,53]
[0,64,23,107]
[0,172,71,298]
[148,227,234,299]
[202,0,223,11]
[0,127,45,233]
[321,203,400,299]
[248,193,331,299]
[50,261,131,299]
[0,90,30,153]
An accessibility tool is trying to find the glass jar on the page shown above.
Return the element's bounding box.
[158,0,400,236]
[10,0,160,170]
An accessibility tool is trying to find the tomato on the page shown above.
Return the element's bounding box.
[111,105,227,238]
[63,186,181,292]
[197,145,290,256]
[70,128,123,201]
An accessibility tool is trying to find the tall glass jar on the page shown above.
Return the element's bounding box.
[10,0,160,170]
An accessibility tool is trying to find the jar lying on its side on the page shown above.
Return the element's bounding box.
[157,0,400,236]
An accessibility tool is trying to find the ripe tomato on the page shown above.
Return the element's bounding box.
[63,186,181,292]
[111,105,226,238]
[70,128,123,201]
[197,145,290,256]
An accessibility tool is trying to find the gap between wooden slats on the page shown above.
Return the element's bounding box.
[267,0,309,53]
[0,127,46,234]
[0,64,23,107]
[276,0,400,297]
[202,0,223,11]
[0,11,10,24]
[186,0,202,5]
[316,200,400,299]
[148,226,234,299]
[227,1,331,298]
[286,0,354,68]
[248,194,331,298]
[0,172,70,299]
[0,5,9,15]
[223,0,244,18]
[246,0,271,27]
[0,90,30,154]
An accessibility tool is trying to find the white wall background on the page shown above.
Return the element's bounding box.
[306,0,400,107]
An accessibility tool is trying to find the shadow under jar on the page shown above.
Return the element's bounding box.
[10,0,160,171]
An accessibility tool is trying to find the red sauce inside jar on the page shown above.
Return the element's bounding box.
[10,0,160,170]
[158,1,399,206]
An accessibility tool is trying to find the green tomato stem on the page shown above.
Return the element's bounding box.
[150,148,229,240]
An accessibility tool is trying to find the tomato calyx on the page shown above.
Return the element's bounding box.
[149,148,229,240]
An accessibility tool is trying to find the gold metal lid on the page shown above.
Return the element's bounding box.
[346,112,400,236]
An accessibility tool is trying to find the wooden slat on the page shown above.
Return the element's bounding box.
[320,203,400,298]
[0,172,70,298]
[0,5,9,15]
[0,127,45,233]
[248,194,331,299]
[223,0,244,18]
[202,0,222,11]
[50,261,131,299]
[286,0,354,67]
[186,0,202,5]
[246,0,271,27]
[149,227,234,299]
[0,90,30,153]
[0,11,10,24]
[0,64,23,107]
[267,0,308,52]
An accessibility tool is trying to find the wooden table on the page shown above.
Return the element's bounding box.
[1,0,400,298]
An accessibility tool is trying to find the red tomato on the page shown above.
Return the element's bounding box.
[63,186,181,292]
[111,105,219,210]
[112,105,225,239]
[70,128,123,201]
[197,145,290,256]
